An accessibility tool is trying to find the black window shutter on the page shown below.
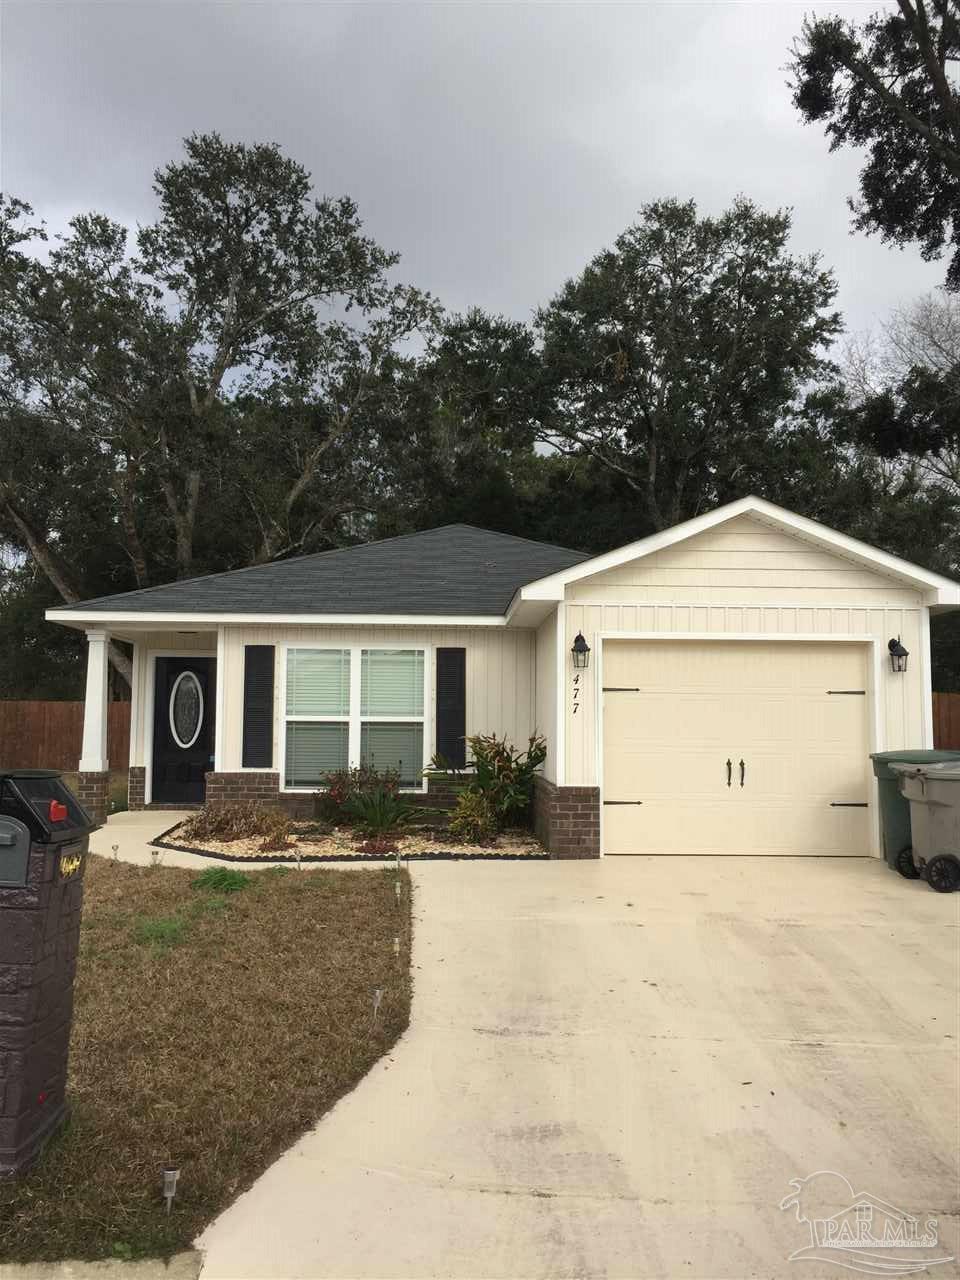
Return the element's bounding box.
[435,647,467,769]
[242,645,275,768]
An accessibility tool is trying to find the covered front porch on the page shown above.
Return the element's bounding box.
[74,626,222,822]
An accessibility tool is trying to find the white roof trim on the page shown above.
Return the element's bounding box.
[514,495,960,606]
[44,610,509,629]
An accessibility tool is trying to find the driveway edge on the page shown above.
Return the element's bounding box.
[0,1250,202,1280]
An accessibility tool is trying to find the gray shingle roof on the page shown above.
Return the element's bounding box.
[60,525,591,617]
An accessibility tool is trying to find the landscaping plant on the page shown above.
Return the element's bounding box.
[179,803,291,845]
[357,836,401,856]
[315,764,401,822]
[343,787,419,838]
[465,732,547,826]
[448,790,498,844]
[424,751,470,783]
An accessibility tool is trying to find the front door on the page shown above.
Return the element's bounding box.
[152,657,215,805]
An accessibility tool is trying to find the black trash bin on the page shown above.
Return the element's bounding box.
[0,769,95,1176]
[870,750,960,875]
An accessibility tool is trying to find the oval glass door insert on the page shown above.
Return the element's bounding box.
[169,671,204,749]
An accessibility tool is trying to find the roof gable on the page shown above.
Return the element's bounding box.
[515,497,960,607]
[562,514,921,598]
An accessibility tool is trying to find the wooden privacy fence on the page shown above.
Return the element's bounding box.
[0,701,130,772]
[933,692,960,751]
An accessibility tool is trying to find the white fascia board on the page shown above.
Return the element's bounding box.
[45,610,510,629]
[516,495,960,603]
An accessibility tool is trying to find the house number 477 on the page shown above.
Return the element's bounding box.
[572,672,581,714]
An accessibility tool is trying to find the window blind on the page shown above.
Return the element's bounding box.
[360,722,424,787]
[361,650,424,716]
[286,649,350,716]
[284,722,349,788]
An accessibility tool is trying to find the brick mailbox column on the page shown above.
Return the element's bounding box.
[0,824,86,1178]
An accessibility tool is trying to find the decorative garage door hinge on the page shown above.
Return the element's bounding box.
[603,800,643,805]
[602,687,640,692]
[826,689,866,695]
[830,802,869,807]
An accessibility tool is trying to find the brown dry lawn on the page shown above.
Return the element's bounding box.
[0,856,412,1263]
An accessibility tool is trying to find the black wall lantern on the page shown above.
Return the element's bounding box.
[888,636,909,673]
[572,632,591,669]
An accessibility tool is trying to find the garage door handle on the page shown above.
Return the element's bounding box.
[726,759,732,787]
[739,759,746,788]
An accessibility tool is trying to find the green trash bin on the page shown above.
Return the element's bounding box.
[870,750,960,873]
[890,761,960,891]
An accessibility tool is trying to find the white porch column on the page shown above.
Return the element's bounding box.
[214,626,226,772]
[79,629,110,773]
[127,642,142,767]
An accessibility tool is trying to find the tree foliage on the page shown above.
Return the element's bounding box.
[535,198,841,530]
[4,137,960,696]
[790,1,960,287]
[0,135,437,684]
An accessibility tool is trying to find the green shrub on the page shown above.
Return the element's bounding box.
[425,751,469,781]
[465,733,546,827]
[133,915,188,948]
[180,804,291,844]
[315,764,401,822]
[191,867,252,894]
[343,787,418,837]
[448,791,497,844]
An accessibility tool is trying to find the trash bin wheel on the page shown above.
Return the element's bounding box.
[895,846,920,879]
[925,855,960,894]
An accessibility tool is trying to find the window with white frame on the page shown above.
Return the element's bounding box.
[284,649,350,788]
[284,647,425,789]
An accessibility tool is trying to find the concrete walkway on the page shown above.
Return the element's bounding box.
[89,810,201,869]
[89,811,399,871]
[196,856,959,1279]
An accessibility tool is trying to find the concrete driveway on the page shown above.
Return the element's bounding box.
[198,857,959,1279]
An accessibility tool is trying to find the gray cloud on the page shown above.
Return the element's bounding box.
[1,0,946,338]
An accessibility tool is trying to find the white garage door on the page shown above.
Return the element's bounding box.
[601,640,872,856]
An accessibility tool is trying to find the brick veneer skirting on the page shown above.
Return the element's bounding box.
[533,776,600,859]
[127,767,145,811]
[204,772,281,809]
[74,772,109,826]
[203,771,459,819]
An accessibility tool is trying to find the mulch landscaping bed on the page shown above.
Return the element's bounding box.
[0,856,412,1264]
[154,820,549,863]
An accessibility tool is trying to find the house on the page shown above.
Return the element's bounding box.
[46,496,960,858]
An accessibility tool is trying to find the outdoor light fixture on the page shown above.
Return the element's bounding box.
[888,637,909,673]
[572,632,591,669]
[162,1167,180,1215]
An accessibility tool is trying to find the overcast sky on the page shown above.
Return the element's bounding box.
[0,0,947,342]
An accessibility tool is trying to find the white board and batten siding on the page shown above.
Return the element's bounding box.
[561,516,932,855]
[535,614,558,783]
[215,624,536,780]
